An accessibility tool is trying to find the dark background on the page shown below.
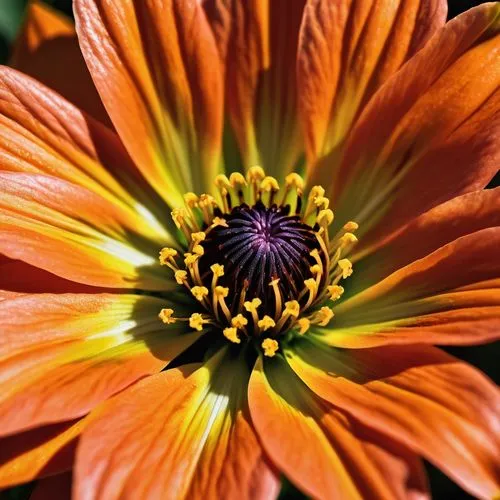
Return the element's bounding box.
[0,1,498,499]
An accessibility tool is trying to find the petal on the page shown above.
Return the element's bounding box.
[0,67,172,246]
[332,3,500,249]
[0,172,172,289]
[325,227,500,347]
[298,0,446,168]
[0,293,199,436]
[0,256,101,295]
[75,350,278,500]
[351,188,500,290]
[286,340,500,499]
[75,0,223,205]
[203,0,307,177]
[10,0,109,125]
[249,356,429,500]
[30,472,72,500]
[0,420,82,488]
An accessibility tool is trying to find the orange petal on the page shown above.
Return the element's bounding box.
[203,0,307,177]
[0,293,199,436]
[298,0,446,169]
[249,356,429,499]
[30,472,72,500]
[325,227,500,347]
[10,0,109,126]
[351,188,500,290]
[287,340,500,499]
[0,172,172,289]
[0,66,170,244]
[332,4,500,248]
[75,0,223,206]
[0,419,82,488]
[75,351,278,500]
[0,256,102,295]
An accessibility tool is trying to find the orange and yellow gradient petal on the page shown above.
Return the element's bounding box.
[0,293,200,436]
[299,0,447,172]
[75,350,279,500]
[286,340,500,499]
[331,4,500,250]
[249,356,429,499]
[75,0,224,206]
[204,0,306,178]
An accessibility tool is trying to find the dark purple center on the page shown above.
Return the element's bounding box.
[199,202,320,312]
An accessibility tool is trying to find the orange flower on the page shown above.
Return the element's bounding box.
[1,0,499,498]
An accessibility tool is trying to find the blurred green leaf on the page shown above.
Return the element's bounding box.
[0,0,27,41]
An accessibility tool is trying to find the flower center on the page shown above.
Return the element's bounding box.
[198,201,321,314]
[158,167,359,358]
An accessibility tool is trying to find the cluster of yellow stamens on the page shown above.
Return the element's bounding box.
[158,167,358,357]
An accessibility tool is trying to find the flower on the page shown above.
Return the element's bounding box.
[0,0,499,498]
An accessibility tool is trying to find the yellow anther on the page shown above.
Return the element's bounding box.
[184,252,199,266]
[244,298,262,313]
[210,264,225,277]
[183,192,199,207]
[304,278,317,293]
[284,300,300,318]
[159,247,178,265]
[231,314,248,329]
[261,338,279,357]
[211,217,228,228]
[310,186,325,199]
[317,209,334,225]
[158,308,176,325]
[171,208,187,228]
[314,196,330,210]
[191,232,206,244]
[214,286,229,298]
[343,221,359,232]
[297,318,310,335]
[340,233,358,247]
[247,166,266,182]
[327,285,344,301]
[198,194,216,208]
[260,176,279,192]
[214,174,231,189]
[223,327,241,344]
[317,307,334,326]
[338,259,353,278]
[192,244,204,256]
[310,264,321,275]
[285,173,304,190]
[258,315,276,331]
[189,313,205,331]
[191,286,209,301]
[229,172,247,187]
[174,270,188,285]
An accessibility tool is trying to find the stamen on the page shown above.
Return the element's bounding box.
[261,338,279,357]
[189,313,206,331]
[327,285,344,301]
[224,327,241,344]
[244,298,262,327]
[159,247,178,266]
[158,308,176,325]
[338,259,353,279]
[191,286,209,302]
[258,315,276,332]
[231,314,248,329]
[269,278,282,321]
[174,270,188,285]
[315,306,334,326]
[297,317,310,335]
